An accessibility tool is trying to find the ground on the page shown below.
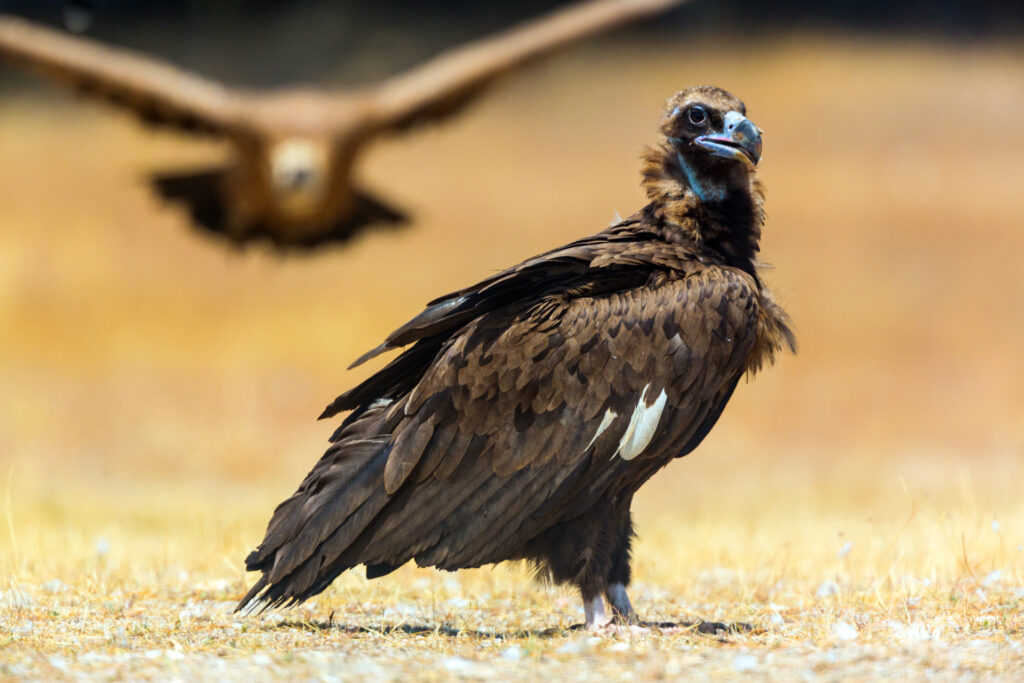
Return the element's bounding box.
[1,36,1024,680]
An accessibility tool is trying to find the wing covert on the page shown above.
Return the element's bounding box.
[329,267,761,572]
[386,267,760,491]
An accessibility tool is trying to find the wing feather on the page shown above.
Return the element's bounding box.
[366,0,686,133]
[378,269,759,516]
[0,15,243,135]
[241,261,764,609]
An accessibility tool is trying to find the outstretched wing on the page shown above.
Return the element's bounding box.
[365,0,686,133]
[240,265,759,609]
[0,15,244,135]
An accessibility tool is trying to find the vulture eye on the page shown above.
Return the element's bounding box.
[687,106,707,126]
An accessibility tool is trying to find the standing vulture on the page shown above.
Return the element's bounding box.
[240,86,796,629]
[0,0,685,250]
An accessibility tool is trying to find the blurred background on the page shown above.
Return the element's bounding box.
[0,1,1022,589]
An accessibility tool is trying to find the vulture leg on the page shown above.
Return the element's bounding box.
[583,593,611,631]
[582,503,636,630]
[606,583,635,623]
[606,502,637,623]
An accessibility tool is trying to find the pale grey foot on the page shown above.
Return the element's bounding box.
[583,594,611,631]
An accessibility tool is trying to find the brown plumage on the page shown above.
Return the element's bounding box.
[0,0,685,250]
[240,85,795,629]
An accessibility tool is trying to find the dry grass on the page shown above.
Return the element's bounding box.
[2,35,1024,680]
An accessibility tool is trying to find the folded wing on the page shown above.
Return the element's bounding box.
[240,262,759,610]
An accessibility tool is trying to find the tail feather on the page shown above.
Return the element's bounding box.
[150,168,408,250]
[149,166,229,235]
[236,576,266,613]
[237,435,392,612]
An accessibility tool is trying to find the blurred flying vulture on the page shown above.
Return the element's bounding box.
[0,0,685,249]
[239,86,796,629]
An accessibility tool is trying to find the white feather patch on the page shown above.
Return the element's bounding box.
[616,385,668,461]
[585,409,618,452]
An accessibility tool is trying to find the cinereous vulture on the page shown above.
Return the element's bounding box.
[240,86,795,629]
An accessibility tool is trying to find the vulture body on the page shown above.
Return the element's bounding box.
[241,86,795,629]
[0,0,684,250]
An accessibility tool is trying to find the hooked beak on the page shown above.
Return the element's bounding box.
[695,111,762,166]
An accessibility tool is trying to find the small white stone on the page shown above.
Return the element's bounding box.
[837,541,854,559]
[260,613,285,627]
[500,646,522,662]
[816,581,840,598]
[982,569,1003,586]
[4,590,34,610]
[556,639,588,655]
[831,620,858,641]
[732,654,757,673]
[610,641,630,652]
[252,653,273,666]
[80,653,109,664]
[48,656,68,671]
[443,657,475,672]
[904,623,930,641]
[42,579,67,594]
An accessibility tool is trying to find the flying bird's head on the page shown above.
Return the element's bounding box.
[646,86,762,207]
[268,138,331,216]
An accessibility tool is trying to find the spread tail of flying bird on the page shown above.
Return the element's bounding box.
[150,168,406,248]
[149,167,229,237]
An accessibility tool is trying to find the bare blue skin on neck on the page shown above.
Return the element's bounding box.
[668,136,726,204]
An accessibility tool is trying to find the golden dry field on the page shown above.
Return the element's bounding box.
[2,36,1024,680]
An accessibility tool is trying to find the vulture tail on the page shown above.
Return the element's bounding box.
[236,431,395,612]
[150,170,407,249]
[266,187,408,250]
[149,166,229,236]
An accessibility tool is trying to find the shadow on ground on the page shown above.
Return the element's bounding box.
[274,618,756,639]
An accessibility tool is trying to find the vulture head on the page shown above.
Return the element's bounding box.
[267,138,332,217]
[657,86,762,204]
